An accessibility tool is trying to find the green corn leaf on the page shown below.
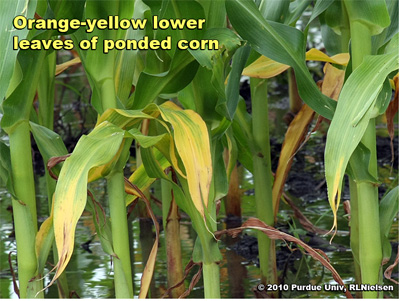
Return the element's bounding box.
[125,149,170,205]
[226,0,336,119]
[285,0,312,25]
[373,78,392,116]
[380,186,399,239]
[325,52,399,229]
[0,0,37,103]
[49,121,125,286]
[115,0,151,105]
[319,10,345,55]
[202,0,226,28]
[46,0,85,35]
[1,45,51,133]
[347,142,380,185]
[308,0,335,26]
[259,0,290,22]
[71,0,135,113]
[156,0,205,57]
[30,122,68,177]
[232,99,253,173]
[372,0,399,54]
[225,45,251,121]
[210,140,228,202]
[85,192,116,257]
[344,0,390,36]
[37,52,56,129]
[130,50,199,109]
[379,186,399,262]
[97,108,154,129]
[178,67,220,122]
[0,142,17,199]
[189,28,242,121]
[48,0,86,21]
[189,28,241,70]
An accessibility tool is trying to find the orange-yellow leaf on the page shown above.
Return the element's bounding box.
[158,101,212,218]
[55,57,81,76]
[243,48,349,79]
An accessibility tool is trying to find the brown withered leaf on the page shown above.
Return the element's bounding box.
[8,252,19,298]
[161,259,203,299]
[215,218,353,299]
[272,64,345,218]
[272,104,315,217]
[283,194,328,235]
[384,248,399,285]
[124,180,160,299]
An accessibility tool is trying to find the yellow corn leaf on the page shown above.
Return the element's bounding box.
[158,101,212,218]
[35,196,55,274]
[272,64,345,218]
[243,48,349,79]
[49,122,125,288]
[307,48,349,66]
[55,57,81,76]
[242,56,290,78]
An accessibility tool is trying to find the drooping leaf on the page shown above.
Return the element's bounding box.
[272,104,315,216]
[325,53,399,231]
[158,102,212,217]
[30,122,68,174]
[214,217,353,299]
[49,122,125,286]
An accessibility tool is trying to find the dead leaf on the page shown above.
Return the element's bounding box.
[215,217,353,299]
[384,248,399,285]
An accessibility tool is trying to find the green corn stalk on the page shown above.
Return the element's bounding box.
[1,37,49,301]
[70,1,136,296]
[346,1,386,297]
[324,0,397,298]
[250,77,277,286]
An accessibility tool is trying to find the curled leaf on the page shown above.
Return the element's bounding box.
[215,217,353,299]
[49,122,125,288]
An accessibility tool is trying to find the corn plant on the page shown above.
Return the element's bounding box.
[1,0,398,299]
